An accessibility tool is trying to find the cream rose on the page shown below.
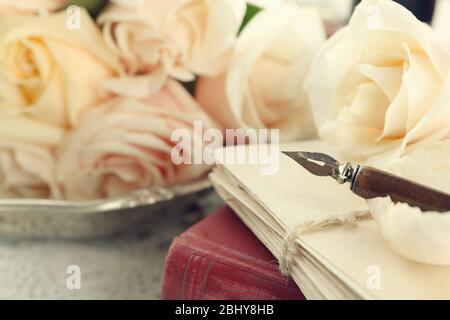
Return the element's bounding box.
[0,141,61,199]
[0,116,64,199]
[196,3,326,142]
[305,0,450,163]
[58,81,216,201]
[368,141,450,265]
[0,0,65,14]
[0,131,62,199]
[0,9,120,128]
[98,0,246,97]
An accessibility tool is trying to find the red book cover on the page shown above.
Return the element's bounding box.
[162,206,304,300]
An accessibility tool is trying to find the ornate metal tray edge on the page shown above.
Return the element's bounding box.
[0,180,211,215]
[0,179,212,239]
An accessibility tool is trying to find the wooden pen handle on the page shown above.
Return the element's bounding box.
[351,165,450,213]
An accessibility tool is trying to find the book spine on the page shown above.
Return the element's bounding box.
[162,240,209,299]
[162,237,304,300]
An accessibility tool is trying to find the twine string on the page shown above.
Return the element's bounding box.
[279,210,372,276]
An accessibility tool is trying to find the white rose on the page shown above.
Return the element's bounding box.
[196,3,326,142]
[306,0,450,163]
[98,0,246,97]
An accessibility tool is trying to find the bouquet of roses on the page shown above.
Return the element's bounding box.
[0,0,328,200]
[1,0,450,204]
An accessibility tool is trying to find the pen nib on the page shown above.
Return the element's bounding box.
[282,151,337,176]
[282,151,352,184]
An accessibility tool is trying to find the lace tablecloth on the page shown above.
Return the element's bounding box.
[0,192,222,299]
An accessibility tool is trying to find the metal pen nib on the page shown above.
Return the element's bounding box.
[282,151,355,184]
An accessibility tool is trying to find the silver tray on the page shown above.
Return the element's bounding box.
[0,180,211,239]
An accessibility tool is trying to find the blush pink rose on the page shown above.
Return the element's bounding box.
[58,80,216,201]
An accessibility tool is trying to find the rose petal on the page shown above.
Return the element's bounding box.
[368,141,450,265]
[0,139,61,199]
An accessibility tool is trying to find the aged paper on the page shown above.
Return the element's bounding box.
[210,140,450,299]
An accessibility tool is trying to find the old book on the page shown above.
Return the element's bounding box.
[209,140,450,299]
[161,206,304,300]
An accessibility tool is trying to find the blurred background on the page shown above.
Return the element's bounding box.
[248,0,448,39]
[297,0,448,44]
[69,0,449,53]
